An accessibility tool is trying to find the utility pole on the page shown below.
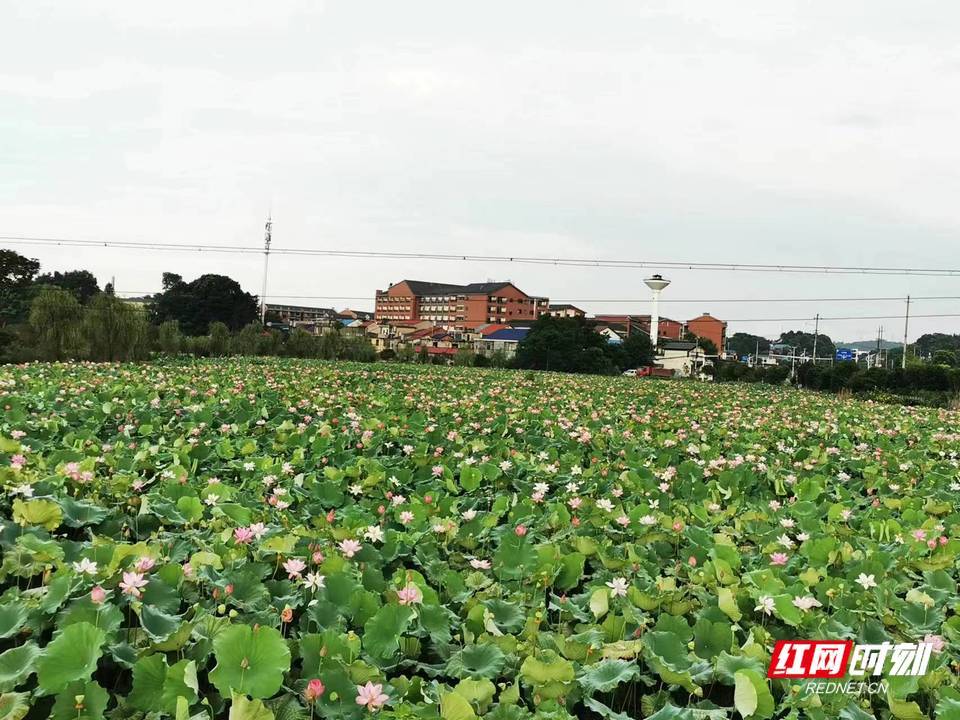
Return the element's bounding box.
[812,313,819,364]
[901,295,910,369]
[260,215,272,325]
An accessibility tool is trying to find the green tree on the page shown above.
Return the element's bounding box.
[232,323,266,355]
[208,322,231,357]
[453,348,476,366]
[1,249,41,326]
[620,332,654,368]
[34,270,100,304]
[726,333,771,357]
[932,349,956,366]
[82,293,149,361]
[285,328,317,358]
[778,330,835,359]
[152,273,258,335]
[396,345,416,363]
[696,337,719,355]
[29,286,83,360]
[514,316,616,374]
[157,320,183,354]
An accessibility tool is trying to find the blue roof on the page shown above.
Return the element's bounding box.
[485,328,528,342]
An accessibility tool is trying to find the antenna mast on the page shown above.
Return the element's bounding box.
[260,215,272,324]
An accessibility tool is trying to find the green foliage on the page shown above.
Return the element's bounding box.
[0,358,959,718]
[29,286,83,360]
[158,319,184,354]
[82,292,150,361]
[0,249,40,326]
[34,269,100,304]
[152,273,259,335]
[514,315,619,374]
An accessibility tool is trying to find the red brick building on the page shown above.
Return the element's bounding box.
[375,280,547,326]
[686,313,727,352]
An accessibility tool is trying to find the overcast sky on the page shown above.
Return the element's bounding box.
[4,0,960,342]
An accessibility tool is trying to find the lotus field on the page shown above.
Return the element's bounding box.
[2,360,960,720]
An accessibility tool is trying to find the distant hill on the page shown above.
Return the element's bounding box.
[836,340,902,351]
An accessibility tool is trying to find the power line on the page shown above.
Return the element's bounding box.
[6,234,960,277]
[111,289,960,304]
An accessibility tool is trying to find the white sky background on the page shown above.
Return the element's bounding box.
[3,0,960,342]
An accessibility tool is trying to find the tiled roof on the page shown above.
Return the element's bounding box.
[390,280,520,296]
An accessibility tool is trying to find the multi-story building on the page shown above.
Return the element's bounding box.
[546,304,586,318]
[375,280,546,326]
[265,303,339,326]
[686,313,727,352]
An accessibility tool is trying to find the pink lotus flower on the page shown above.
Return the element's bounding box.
[356,682,389,711]
[234,527,255,544]
[912,529,927,542]
[134,557,155,573]
[119,571,148,598]
[396,583,423,606]
[283,558,306,579]
[10,454,25,469]
[924,634,946,653]
[339,539,362,558]
[770,553,789,566]
[304,678,325,702]
[90,586,107,604]
[400,511,414,525]
[514,524,527,537]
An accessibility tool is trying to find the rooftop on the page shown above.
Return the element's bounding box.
[384,280,521,296]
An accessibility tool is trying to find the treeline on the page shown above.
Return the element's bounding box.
[0,251,379,364]
[1,287,378,364]
[798,361,960,394]
[714,361,790,385]
[716,357,960,407]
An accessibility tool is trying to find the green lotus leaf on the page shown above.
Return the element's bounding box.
[209,624,291,699]
[733,670,774,720]
[446,644,507,680]
[577,659,641,694]
[229,692,276,720]
[128,654,199,715]
[139,604,183,642]
[36,622,106,695]
[519,650,574,699]
[453,678,496,712]
[50,680,109,720]
[441,689,477,720]
[59,495,109,527]
[362,604,415,663]
[0,643,40,693]
[0,605,27,640]
[693,617,733,660]
[715,652,767,685]
[0,692,29,720]
[12,499,62,530]
[583,697,634,720]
